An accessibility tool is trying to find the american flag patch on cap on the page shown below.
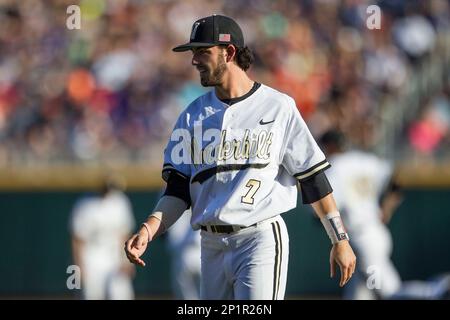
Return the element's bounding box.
[219,33,231,42]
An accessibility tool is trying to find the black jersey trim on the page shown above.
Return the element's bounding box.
[162,164,190,182]
[218,82,261,105]
[191,163,269,184]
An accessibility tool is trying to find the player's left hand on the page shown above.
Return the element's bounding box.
[330,240,356,287]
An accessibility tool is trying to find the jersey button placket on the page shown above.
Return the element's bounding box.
[223,109,234,131]
[218,110,231,173]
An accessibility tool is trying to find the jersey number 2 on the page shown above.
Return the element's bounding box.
[241,179,261,205]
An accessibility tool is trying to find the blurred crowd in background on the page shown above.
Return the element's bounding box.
[0,0,449,167]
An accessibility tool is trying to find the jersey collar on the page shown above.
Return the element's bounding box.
[214,82,261,106]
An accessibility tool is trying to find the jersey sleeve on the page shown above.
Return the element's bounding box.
[281,96,330,182]
[162,112,192,182]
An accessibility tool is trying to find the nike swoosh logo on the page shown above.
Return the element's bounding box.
[259,119,275,125]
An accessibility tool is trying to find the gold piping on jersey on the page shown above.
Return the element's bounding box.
[294,160,331,181]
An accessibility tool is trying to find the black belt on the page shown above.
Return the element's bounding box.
[200,223,257,234]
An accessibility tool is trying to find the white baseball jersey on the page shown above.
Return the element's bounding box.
[326,150,401,299]
[326,150,392,233]
[163,83,329,229]
[328,150,450,300]
[70,191,135,300]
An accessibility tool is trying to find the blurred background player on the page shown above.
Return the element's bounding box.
[70,175,136,300]
[166,210,201,300]
[319,129,401,299]
[319,129,450,300]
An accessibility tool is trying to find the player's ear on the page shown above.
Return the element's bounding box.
[225,45,236,63]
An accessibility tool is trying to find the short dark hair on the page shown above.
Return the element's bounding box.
[220,45,254,71]
[235,46,254,71]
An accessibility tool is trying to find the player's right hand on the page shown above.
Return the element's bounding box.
[124,228,148,267]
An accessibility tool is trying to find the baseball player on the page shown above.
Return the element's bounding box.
[125,15,356,300]
[320,130,450,300]
[71,177,135,300]
[318,130,401,299]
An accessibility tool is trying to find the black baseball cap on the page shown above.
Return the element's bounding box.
[172,14,244,52]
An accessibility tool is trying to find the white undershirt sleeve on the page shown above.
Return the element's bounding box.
[149,195,189,232]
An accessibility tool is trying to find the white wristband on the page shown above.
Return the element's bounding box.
[320,211,349,245]
[141,222,153,243]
